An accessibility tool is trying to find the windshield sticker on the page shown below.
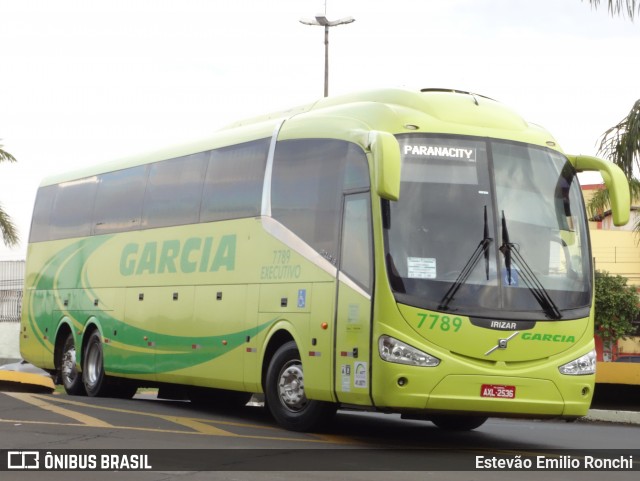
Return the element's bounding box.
[402,144,476,162]
[502,267,520,286]
[408,257,436,279]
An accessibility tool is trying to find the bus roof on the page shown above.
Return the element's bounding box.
[41,88,559,187]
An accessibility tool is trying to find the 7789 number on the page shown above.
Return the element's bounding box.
[417,313,462,332]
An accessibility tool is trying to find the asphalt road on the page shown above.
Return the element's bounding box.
[0,389,638,481]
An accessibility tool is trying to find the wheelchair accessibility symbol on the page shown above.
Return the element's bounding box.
[297,289,306,308]
[502,268,519,286]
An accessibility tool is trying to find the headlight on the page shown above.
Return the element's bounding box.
[558,349,596,375]
[379,335,440,367]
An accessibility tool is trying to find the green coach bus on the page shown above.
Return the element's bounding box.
[20,88,630,431]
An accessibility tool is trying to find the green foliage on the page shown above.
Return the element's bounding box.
[586,97,640,236]
[586,179,640,219]
[597,98,640,179]
[594,270,639,342]
[0,143,17,163]
[585,0,640,19]
[0,141,19,247]
[587,180,640,242]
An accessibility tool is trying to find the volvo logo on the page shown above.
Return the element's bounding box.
[485,331,520,356]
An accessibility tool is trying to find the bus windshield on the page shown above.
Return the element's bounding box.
[385,134,592,320]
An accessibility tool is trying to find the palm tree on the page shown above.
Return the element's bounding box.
[585,0,640,18]
[586,100,640,230]
[583,2,639,225]
[598,99,640,178]
[0,142,19,247]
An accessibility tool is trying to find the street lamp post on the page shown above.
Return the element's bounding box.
[300,14,355,97]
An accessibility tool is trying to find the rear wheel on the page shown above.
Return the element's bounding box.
[60,332,86,396]
[429,414,488,431]
[83,330,108,397]
[82,329,137,398]
[265,341,336,432]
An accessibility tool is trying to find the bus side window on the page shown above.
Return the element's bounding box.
[93,166,148,235]
[142,152,208,229]
[272,139,369,265]
[344,143,370,190]
[49,176,98,240]
[200,138,269,222]
[29,184,57,243]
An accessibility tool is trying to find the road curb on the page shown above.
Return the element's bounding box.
[584,409,640,425]
[0,370,55,392]
[0,360,55,393]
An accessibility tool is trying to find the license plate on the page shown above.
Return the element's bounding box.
[481,384,516,399]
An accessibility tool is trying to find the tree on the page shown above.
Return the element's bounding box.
[594,271,639,351]
[585,0,640,19]
[586,99,640,231]
[0,142,19,247]
[597,98,640,179]
[583,3,640,220]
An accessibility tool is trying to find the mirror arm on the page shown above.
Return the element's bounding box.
[567,155,630,227]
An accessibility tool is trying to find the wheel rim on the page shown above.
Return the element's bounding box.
[84,339,103,389]
[277,359,308,412]
[61,343,77,386]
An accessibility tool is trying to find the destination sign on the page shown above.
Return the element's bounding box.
[402,144,476,161]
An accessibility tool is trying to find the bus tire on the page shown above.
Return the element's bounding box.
[429,414,488,431]
[60,332,86,396]
[83,330,109,397]
[265,341,336,432]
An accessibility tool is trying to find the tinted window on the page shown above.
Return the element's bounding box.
[29,184,57,242]
[142,152,209,229]
[49,177,98,240]
[341,194,372,291]
[200,139,269,222]
[386,134,591,319]
[93,166,148,235]
[344,144,371,191]
[272,139,369,265]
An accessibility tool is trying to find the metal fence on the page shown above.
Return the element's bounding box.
[0,260,24,323]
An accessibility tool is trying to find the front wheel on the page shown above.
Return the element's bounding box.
[264,341,336,432]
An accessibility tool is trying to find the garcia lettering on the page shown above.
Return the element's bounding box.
[120,235,236,276]
[521,332,576,343]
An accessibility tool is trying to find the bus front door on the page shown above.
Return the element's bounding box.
[334,193,374,406]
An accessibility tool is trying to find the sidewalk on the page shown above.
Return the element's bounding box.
[583,409,640,425]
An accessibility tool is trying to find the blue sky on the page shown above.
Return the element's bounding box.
[1,0,639,258]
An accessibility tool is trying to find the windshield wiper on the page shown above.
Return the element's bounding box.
[439,206,492,311]
[499,211,562,320]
